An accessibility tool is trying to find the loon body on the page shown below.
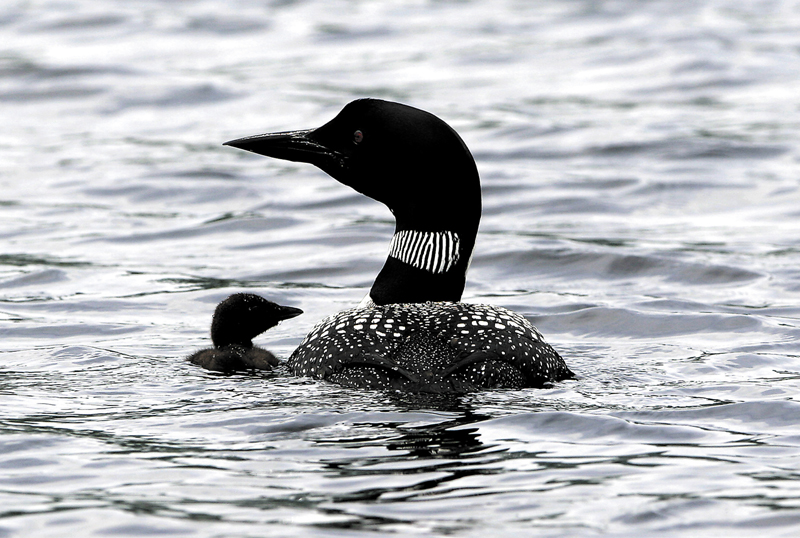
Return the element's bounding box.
[189,293,302,373]
[225,99,573,391]
[290,302,569,392]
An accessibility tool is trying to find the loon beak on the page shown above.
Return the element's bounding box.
[274,305,303,322]
[224,129,345,171]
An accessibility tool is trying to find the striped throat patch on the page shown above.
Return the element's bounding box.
[388,230,461,274]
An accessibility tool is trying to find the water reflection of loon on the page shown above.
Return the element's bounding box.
[225,99,574,392]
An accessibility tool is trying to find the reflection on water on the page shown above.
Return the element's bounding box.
[2,0,800,536]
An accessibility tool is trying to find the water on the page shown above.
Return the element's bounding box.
[2,0,800,535]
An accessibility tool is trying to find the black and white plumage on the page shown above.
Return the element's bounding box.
[188,293,303,373]
[290,302,571,391]
[225,99,574,392]
[388,230,461,274]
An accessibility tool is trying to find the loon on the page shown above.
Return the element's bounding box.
[189,293,303,373]
[224,99,574,391]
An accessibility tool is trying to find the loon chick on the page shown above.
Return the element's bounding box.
[188,293,303,373]
[224,99,573,391]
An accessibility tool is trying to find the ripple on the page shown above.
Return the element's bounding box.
[0,269,68,289]
[3,0,800,535]
[544,306,761,338]
[109,83,240,112]
[475,248,762,285]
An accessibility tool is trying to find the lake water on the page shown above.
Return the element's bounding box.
[2,0,800,536]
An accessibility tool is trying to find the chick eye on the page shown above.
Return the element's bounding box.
[353,130,364,144]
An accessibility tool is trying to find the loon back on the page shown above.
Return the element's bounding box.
[288,302,571,392]
[225,99,574,391]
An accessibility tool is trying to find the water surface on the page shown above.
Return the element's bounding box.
[2,0,800,536]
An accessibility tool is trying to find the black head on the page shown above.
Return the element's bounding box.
[225,99,483,305]
[224,99,481,234]
[209,293,303,348]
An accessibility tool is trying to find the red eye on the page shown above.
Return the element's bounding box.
[353,130,364,144]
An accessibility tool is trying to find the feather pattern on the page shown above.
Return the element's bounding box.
[388,230,460,274]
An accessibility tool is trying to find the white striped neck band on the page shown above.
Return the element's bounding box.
[388,230,461,274]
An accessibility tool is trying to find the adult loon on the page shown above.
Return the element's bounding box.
[189,293,303,373]
[225,99,574,391]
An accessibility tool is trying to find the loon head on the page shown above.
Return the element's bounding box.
[225,99,482,305]
[210,293,303,349]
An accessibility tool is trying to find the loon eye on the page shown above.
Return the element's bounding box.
[353,130,364,144]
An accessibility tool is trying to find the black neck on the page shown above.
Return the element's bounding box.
[369,224,477,305]
[213,336,254,350]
